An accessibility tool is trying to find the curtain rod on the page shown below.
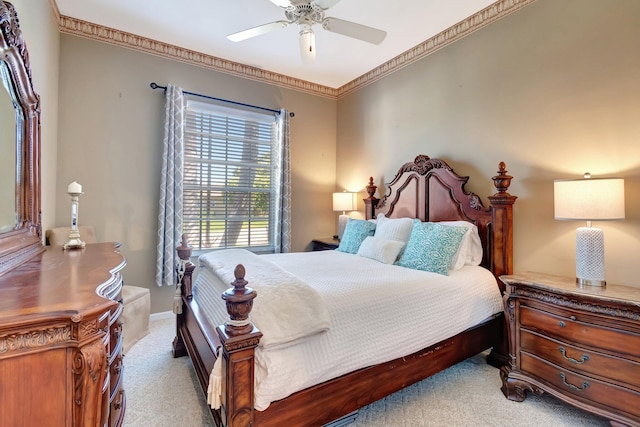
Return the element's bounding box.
[149,82,294,117]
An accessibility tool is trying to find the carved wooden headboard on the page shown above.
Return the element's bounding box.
[364,155,517,289]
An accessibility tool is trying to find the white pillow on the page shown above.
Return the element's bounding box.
[374,214,414,245]
[357,236,405,264]
[439,221,483,269]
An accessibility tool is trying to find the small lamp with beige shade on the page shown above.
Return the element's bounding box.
[333,191,356,240]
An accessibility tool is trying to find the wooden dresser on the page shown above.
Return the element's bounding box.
[0,243,127,427]
[500,272,640,426]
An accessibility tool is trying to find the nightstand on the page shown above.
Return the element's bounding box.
[311,237,339,251]
[500,272,640,426]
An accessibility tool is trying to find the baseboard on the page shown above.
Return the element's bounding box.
[150,310,174,321]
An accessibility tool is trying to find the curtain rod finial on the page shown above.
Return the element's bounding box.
[150,82,166,91]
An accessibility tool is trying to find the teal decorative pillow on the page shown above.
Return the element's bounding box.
[396,221,467,275]
[337,219,376,254]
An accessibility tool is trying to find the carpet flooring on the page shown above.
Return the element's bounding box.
[123,318,611,427]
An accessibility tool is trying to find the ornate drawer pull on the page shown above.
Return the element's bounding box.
[559,347,590,364]
[559,321,566,328]
[570,315,577,321]
[113,361,122,375]
[559,373,589,391]
[114,322,123,338]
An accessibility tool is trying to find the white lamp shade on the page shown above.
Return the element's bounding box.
[333,192,356,212]
[554,177,625,221]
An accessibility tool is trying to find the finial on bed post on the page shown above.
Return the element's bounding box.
[492,162,513,194]
[364,176,379,220]
[221,264,258,336]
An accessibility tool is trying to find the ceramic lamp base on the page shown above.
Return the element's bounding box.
[575,226,605,287]
[337,214,349,240]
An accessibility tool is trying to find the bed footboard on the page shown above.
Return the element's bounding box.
[174,238,262,427]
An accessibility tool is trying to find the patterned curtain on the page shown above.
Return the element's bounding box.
[155,85,185,287]
[273,109,291,253]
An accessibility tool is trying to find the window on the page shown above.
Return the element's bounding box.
[183,99,277,252]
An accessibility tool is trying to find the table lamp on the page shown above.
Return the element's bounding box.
[333,191,356,240]
[554,173,625,287]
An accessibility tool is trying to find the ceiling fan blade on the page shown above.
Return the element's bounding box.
[268,0,294,8]
[312,0,342,10]
[227,21,289,42]
[322,17,386,45]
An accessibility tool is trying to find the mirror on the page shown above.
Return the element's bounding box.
[0,1,44,276]
[0,63,15,233]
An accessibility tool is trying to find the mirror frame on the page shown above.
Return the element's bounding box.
[0,1,44,276]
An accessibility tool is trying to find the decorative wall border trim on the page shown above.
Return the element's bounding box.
[53,0,536,100]
[56,15,339,99]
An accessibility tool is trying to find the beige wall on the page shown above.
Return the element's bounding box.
[10,0,60,235]
[56,36,337,313]
[337,0,640,287]
[9,0,640,316]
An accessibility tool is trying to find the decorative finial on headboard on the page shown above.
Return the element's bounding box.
[366,177,377,200]
[492,162,513,194]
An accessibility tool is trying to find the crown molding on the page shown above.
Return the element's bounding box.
[54,0,536,100]
[56,15,339,99]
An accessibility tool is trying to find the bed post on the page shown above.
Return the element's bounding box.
[488,161,517,285]
[173,234,195,358]
[487,162,517,368]
[217,265,263,427]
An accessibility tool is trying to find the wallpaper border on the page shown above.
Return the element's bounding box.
[54,0,536,100]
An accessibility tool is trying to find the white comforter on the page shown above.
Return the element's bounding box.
[199,249,330,350]
[193,250,503,411]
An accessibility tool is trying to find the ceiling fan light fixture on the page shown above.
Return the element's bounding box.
[299,28,316,62]
[227,0,385,61]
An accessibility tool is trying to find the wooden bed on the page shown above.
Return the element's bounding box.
[172,154,517,427]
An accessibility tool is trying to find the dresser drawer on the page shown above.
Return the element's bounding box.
[521,353,640,419]
[520,330,640,391]
[520,305,640,358]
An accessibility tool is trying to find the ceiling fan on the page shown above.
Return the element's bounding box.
[226,0,387,63]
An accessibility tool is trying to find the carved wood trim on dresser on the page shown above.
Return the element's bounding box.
[500,272,640,427]
[0,243,127,427]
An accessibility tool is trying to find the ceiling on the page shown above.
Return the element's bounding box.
[53,0,531,94]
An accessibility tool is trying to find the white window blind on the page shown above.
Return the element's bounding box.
[183,99,277,252]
